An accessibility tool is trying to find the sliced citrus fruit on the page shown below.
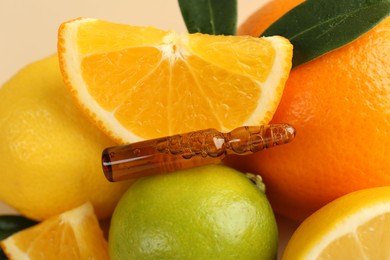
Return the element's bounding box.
[0,202,109,259]
[282,187,390,259]
[58,18,292,143]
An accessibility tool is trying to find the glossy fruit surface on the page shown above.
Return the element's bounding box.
[228,0,390,221]
[0,55,132,220]
[109,165,278,259]
[282,187,390,259]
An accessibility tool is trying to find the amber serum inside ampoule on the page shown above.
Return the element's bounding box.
[102,123,295,182]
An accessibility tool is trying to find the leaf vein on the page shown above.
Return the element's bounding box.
[289,3,386,41]
[207,0,216,34]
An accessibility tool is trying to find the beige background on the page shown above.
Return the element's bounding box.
[0,0,298,255]
[1,1,267,85]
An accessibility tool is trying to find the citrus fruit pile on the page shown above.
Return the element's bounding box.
[0,0,389,258]
[0,6,293,258]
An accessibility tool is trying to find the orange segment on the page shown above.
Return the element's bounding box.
[58,18,292,143]
[0,203,109,259]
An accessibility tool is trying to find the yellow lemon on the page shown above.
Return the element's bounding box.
[0,55,132,221]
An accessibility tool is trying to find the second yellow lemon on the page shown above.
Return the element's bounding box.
[282,186,390,259]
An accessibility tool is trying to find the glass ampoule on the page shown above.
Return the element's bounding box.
[102,123,295,182]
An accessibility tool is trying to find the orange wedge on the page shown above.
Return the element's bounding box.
[282,187,390,259]
[58,18,292,143]
[0,203,109,259]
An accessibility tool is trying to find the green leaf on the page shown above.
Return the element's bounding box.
[178,0,237,35]
[0,215,37,240]
[0,215,37,259]
[0,250,7,260]
[261,0,390,67]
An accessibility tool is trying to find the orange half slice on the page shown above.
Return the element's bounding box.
[58,18,292,143]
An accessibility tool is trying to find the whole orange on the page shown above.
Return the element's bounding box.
[228,0,390,221]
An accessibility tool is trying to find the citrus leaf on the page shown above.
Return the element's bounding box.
[261,0,390,67]
[0,215,37,259]
[0,215,37,240]
[178,0,237,35]
[0,250,6,260]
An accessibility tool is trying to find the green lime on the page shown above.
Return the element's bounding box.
[109,164,278,259]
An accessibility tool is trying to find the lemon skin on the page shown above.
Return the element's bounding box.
[0,55,132,220]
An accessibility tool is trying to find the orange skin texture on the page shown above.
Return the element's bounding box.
[228,1,390,221]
